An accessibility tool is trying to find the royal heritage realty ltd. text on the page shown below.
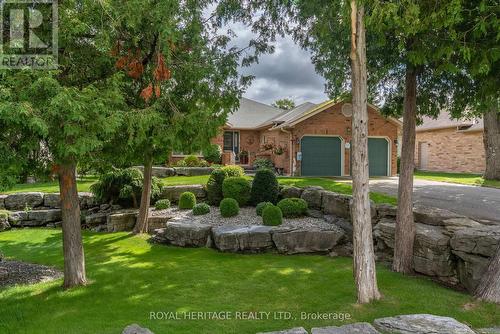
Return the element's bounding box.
[150,311,352,321]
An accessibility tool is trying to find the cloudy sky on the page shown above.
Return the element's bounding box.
[232,25,329,106]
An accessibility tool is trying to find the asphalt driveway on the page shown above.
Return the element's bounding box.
[367,177,500,224]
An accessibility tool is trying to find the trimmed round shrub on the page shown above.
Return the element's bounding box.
[277,198,308,218]
[256,202,274,216]
[155,199,170,210]
[250,168,279,205]
[179,192,196,209]
[222,176,251,206]
[262,205,283,226]
[221,165,244,177]
[193,203,210,216]
[220,198,239,217]
[206,169,226,205]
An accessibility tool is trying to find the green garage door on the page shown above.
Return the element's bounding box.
[301,136,342,176]
[368,138,389,176]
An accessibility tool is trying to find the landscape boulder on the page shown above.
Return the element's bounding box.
[0,217,10,232]
[79,192,97,209]
[375,203,397,219]
[160,185,206,202]
[28,209,62,225]
[43,193,61,208]
[413,205,464,226]
[0,194,7,209]
[7,211,28,225]
[4,192,44,210]
[122,324,154,334]
[173,167,213,176]
[373,314,475,334]
[106,211,137,232]
[257,328,307,334]
[311,323,380,334]
[147,216,172,234]
[85,212,108,226]
[134,166,175,178]
[321,191,351,219]
[452,250,491,292]
[161,219,212,247]
[212,225,274,252]
[300,186,325,209]
[450,225,500,257]
[280,186,303,199]
[272,226,344,254]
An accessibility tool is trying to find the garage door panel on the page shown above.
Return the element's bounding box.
[368,138,389,176]
[301,137,342,176]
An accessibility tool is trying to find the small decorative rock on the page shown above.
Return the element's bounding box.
[257,327,308,334]
[213,225,274,252]
[373,314,475,334]
[162,219,212,247]
[122,324,154,334]
[312,323,380,334]
[272,227,345,254]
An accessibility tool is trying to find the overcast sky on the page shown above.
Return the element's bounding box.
[233,25,329,106]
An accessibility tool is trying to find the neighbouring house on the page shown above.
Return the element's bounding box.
[173,97,401,176]
[415,113,485,174]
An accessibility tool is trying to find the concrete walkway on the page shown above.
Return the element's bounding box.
[365,177,500,223]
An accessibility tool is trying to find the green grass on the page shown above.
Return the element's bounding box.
[3,176,98,194]
[0,229,498,334]
[414,171,500,189]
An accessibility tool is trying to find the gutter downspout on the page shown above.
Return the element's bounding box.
[280,127,293,176]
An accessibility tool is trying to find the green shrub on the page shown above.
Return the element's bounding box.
[0,210,9,219]
[174,159,187,167]
[206,169,226,205]
[203,144,222,164]
[262,205,283,226]
[155,199,170,210]
[222,176,251,206]
[90,167,161,207]
[184,155,201,167]
[253,158,274,170]
[221,165,244,177]
[277,198,308,218]
[219,198,239,217]
[179,192,196,209]
[250,168,279,204]
[193,203,210,216]
[256,202,274,216]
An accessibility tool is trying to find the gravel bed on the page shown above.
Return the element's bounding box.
[0,260,63,288]
[152,206,339,230]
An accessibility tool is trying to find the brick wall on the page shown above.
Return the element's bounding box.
[415,128,485,174]
[291,103,399,176]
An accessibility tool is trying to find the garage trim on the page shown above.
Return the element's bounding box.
[300,135,345,176]
[368,136,391,176]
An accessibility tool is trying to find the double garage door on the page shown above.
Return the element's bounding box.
[301,136,389,177]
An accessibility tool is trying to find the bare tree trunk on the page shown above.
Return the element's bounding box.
[475,243,500,304]
[349,0,381,304]
[483,108,500,180]
[58,161,87,289]
[393,66,417,274]
[134,154,153,234]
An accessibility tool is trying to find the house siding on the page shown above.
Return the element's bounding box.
[415,128,485,174]
[291,103,398,176]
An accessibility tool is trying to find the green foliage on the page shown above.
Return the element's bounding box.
[179,192,196,209]
[272,98,296,110]
[253,158,274,170]
[155,199,171,210]
[90,168,161,207]
[206,169,226,206]
[219,198,239,217]
[256,202,274,217]
[277,198,308,218]
[221,165,244,177]
[251,169,279,205]
[203,144,222,164]
[262,205,283,226]
[192,203,210,216]
[0,211,9,219]
[222,177,251,206]
[174,156,209,167]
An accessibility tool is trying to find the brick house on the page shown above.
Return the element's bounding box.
[415,113,485,174]
[191,97,400,177]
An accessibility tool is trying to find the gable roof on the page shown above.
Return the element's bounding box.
[417,112,484,132]
[226,97,285,129]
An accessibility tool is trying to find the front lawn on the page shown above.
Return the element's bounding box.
[0,229,498,334]
[414,171,500,189]
[2,176,98,194]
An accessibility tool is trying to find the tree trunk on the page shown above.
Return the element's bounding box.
[349,0,381,304]
[134,154,153,234]
[58,161,87,289]
[475,243,500,304]
[483,108,500,180]
[393,66,417,274]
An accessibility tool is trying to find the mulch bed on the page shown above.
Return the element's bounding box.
[0,260,63,288]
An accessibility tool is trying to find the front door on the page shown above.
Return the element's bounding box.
[223,131,240,162]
